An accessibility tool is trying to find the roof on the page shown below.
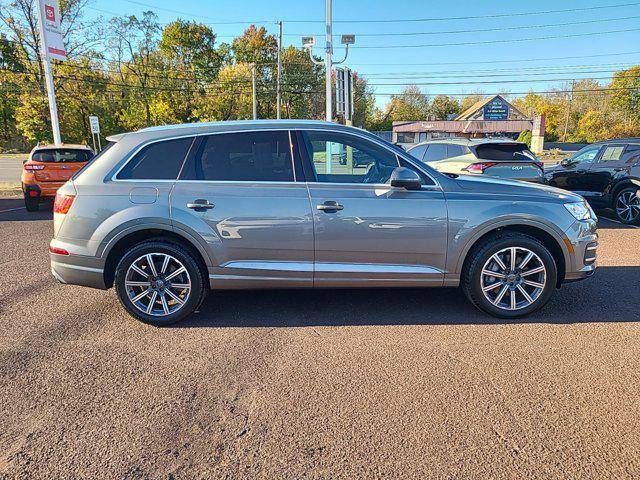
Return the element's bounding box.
[454,94,527,121]
[591,137,640,145]
[393,119,532,134]
[31,143,92,151]
[109,120,368,143]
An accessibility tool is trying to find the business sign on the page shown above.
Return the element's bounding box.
[38,0,67,61]
[483,97,509,120]
[89,116,100,134]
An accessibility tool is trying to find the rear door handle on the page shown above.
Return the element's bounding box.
[187,199,215,211]
[317,200,344,212]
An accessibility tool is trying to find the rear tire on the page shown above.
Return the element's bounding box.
[114,241,207,326]
[24,193,39,212]
[461,233,557,318]
[613,186,640,225]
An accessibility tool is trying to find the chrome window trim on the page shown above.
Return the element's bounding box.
[108,125,441,188]
[110,128,298,183]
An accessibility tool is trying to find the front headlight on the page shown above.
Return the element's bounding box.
[564,201,592,220]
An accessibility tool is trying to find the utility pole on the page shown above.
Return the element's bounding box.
[276,20,282,120]
[562,79,575,142]
[251,64,258,120]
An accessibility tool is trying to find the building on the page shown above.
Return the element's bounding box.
[392,95,533,147]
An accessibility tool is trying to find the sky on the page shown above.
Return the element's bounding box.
[85,0,640,108]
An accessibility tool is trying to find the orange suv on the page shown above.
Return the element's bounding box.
[22,144,93,211]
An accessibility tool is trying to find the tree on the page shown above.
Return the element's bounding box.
[387,85,430,121]
[611,65,640,125]
[194,63,253,121]
[429,95,459,120]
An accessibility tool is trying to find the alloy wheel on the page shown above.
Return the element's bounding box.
[124,253,191,317]
[616,190,640,223]
[480,246,547,311]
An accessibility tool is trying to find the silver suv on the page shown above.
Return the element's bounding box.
[50,121,597,325]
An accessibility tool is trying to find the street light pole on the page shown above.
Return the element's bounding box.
[251,64,258,120]
[325,0,332,122]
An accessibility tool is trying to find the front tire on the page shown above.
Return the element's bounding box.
[613,186,640,225]
[114,241,206,326]
[461,233,557,318]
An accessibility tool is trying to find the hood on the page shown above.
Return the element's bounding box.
[543,162,564,174]
[453,173,583,202]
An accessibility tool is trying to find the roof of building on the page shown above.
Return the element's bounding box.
[454,94,526,121]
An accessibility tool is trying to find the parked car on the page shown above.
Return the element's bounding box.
[545,138,640,225]
[21,144,94,211]
[407,138,545,183]
[50,121,597,326]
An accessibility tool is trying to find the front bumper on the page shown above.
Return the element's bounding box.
[563,218,598,282]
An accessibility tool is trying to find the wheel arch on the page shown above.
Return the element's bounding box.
[458,222,568,288]
[102,225,211,288]
[609,177,640,206]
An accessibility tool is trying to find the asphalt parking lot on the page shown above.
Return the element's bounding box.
[0,197,639,479]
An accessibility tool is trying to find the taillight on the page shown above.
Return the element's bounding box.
[49,245,69,256]
[24,164,45,171]
[464,162,497,173]
[53,193,75,214]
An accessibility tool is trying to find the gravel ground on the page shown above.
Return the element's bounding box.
[0,198,638,479]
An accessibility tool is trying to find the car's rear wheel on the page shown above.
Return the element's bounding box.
[613,186,640,225]
[461,233,557,318]
[114,241,206,326]
[24,192,39,212]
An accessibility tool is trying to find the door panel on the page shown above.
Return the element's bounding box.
[171,130,314,288]
[309,183,447,286]
[171,182,314,288]
[547,145,601,193]
[589,144,628,195]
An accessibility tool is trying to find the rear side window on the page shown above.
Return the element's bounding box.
[423,143,447,162]
[599,145,624,162]
[475,143,538,161]
[32,148,93,163]
[117,137,193,180]
[181,131,294,182]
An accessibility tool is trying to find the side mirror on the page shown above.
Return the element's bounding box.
[560,158,572,167]
[390,167,421,190]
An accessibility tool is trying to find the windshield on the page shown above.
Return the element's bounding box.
[32,148,93,163]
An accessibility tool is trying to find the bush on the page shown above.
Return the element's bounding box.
[517,129,532,147]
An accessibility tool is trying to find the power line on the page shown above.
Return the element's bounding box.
[284,15,640,37]
[346,28,640,49]
[106,1,640,24]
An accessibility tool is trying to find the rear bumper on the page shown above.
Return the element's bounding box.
[23,181,64,197]
[50,249,107,290]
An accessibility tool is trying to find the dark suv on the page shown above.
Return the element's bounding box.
[545,138,640,225]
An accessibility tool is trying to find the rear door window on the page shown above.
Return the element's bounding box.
[32,148,93,163]
[423,144,447,162]
[598,145,625,162]
[117,137,194,180]
[180,131,294,182]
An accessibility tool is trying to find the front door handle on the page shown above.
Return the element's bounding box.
[576,169,587,174]
[187,199,215,211]
[317,200,344,212]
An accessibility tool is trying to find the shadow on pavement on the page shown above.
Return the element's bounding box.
[177,265,640,328]
[0,198,52,221]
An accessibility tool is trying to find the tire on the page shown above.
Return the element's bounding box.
[613,186,640,225]
[114,241,207,326]
[461,233,558,319]
[24,193,39,212]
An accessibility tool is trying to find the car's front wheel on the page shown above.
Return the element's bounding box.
[613,186,640,225]
[114,241,206,326]
[461,233,557,318]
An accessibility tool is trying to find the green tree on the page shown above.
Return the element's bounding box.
[429,94,459,120]
[387,85,430,121]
